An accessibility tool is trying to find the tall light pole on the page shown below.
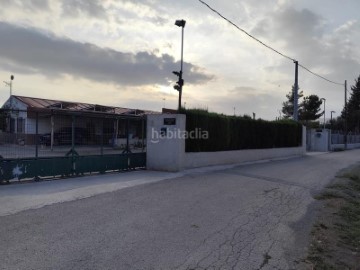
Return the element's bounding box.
[320,98,326,129]
[173,19,186,112]
[330,111,335,123]
[3,75,14,107]
[330,110,335,131]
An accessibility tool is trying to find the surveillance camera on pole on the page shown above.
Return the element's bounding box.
[172,71,184,92]
[173,19,186,112]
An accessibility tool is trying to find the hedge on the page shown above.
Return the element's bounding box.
[182,109,303,152]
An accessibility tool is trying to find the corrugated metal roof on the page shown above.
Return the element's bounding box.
[12,95,158,116]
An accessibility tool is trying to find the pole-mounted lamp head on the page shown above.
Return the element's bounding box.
[172,71,181,77]
[175,20,186,28]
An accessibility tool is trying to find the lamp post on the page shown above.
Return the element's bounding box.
[173,19,186,112]
[330,111,335,125]
[3,75,14,107]
[320,98,326,129]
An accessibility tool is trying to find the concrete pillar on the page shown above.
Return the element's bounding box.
[146,114,185,172]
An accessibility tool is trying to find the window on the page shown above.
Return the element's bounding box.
[17,118,25,133]
[10,118,15,133]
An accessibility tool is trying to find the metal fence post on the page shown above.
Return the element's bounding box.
[71,115,75,153]
[123,119,131,154]
[100,118,104,155]
[71,115,76,175]
[142,117,145,152]
[34,112,40,181]
[50,113,54,151]
[35,112,39,158]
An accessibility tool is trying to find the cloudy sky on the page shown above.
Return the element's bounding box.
[0,0,359,119]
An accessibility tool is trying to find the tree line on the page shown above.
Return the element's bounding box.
[281,74,360,132]
[281,86,323,127]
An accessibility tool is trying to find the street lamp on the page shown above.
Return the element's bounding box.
[330,111,335,123]
[3,75,14,107]
[173,19,186,112]
[330,111,335,130]
[3,74,14,96]
[320,98,326,129]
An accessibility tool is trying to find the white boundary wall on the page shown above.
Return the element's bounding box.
[147,114,306,172]
[184,147,305,169]
[146,114,185,172]
[331,143,360,151]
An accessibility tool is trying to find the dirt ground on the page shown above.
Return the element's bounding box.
[303,165,360,269]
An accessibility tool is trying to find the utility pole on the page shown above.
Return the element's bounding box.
[344,80,348,150]
[293,61,299,121]
[320,98,326,129]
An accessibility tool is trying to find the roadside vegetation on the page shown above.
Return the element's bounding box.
[306,165,360,269]
[182,108,302,152]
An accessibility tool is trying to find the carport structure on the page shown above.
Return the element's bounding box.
[0,96,155,183]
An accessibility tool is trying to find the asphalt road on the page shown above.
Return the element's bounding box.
[1,150,360,270]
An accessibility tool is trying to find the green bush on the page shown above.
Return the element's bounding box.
[182,109,302,152]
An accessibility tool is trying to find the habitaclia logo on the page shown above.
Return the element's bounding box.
[150,128,209,143]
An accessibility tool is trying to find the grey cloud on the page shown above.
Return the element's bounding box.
[0,60,38,75]
[61,0,107,19]
[149,16,169,26]
[252,7,360,84]
[251,19,270,38]
[0,0,49,11]
[228,86,257,94]
[110,2,169,26]
[0,22,213,86]
[274,8,325,42]
[202,90,283,119]
[251,8,325,59]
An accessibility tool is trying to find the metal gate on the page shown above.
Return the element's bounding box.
[0,108,146,183]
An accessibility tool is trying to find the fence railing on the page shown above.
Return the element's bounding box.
[0,108,147,183]
[0,108,146,159]
[331,130,360,145]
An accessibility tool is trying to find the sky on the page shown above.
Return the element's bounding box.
[0,0,359,120]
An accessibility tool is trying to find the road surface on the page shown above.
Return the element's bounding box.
[1,150,360,270]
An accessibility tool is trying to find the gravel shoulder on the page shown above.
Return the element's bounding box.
[304,164,360,269]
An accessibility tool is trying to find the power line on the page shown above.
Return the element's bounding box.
[197,0,295,62]
[298,64,343,86]
[197,0,344,86]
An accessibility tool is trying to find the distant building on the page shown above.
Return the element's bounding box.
[1,95,157,146]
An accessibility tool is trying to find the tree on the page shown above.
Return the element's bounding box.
[342,75,360,132]
[299,95,323,123]
[281,85,303,118]
[330,116,345,131]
